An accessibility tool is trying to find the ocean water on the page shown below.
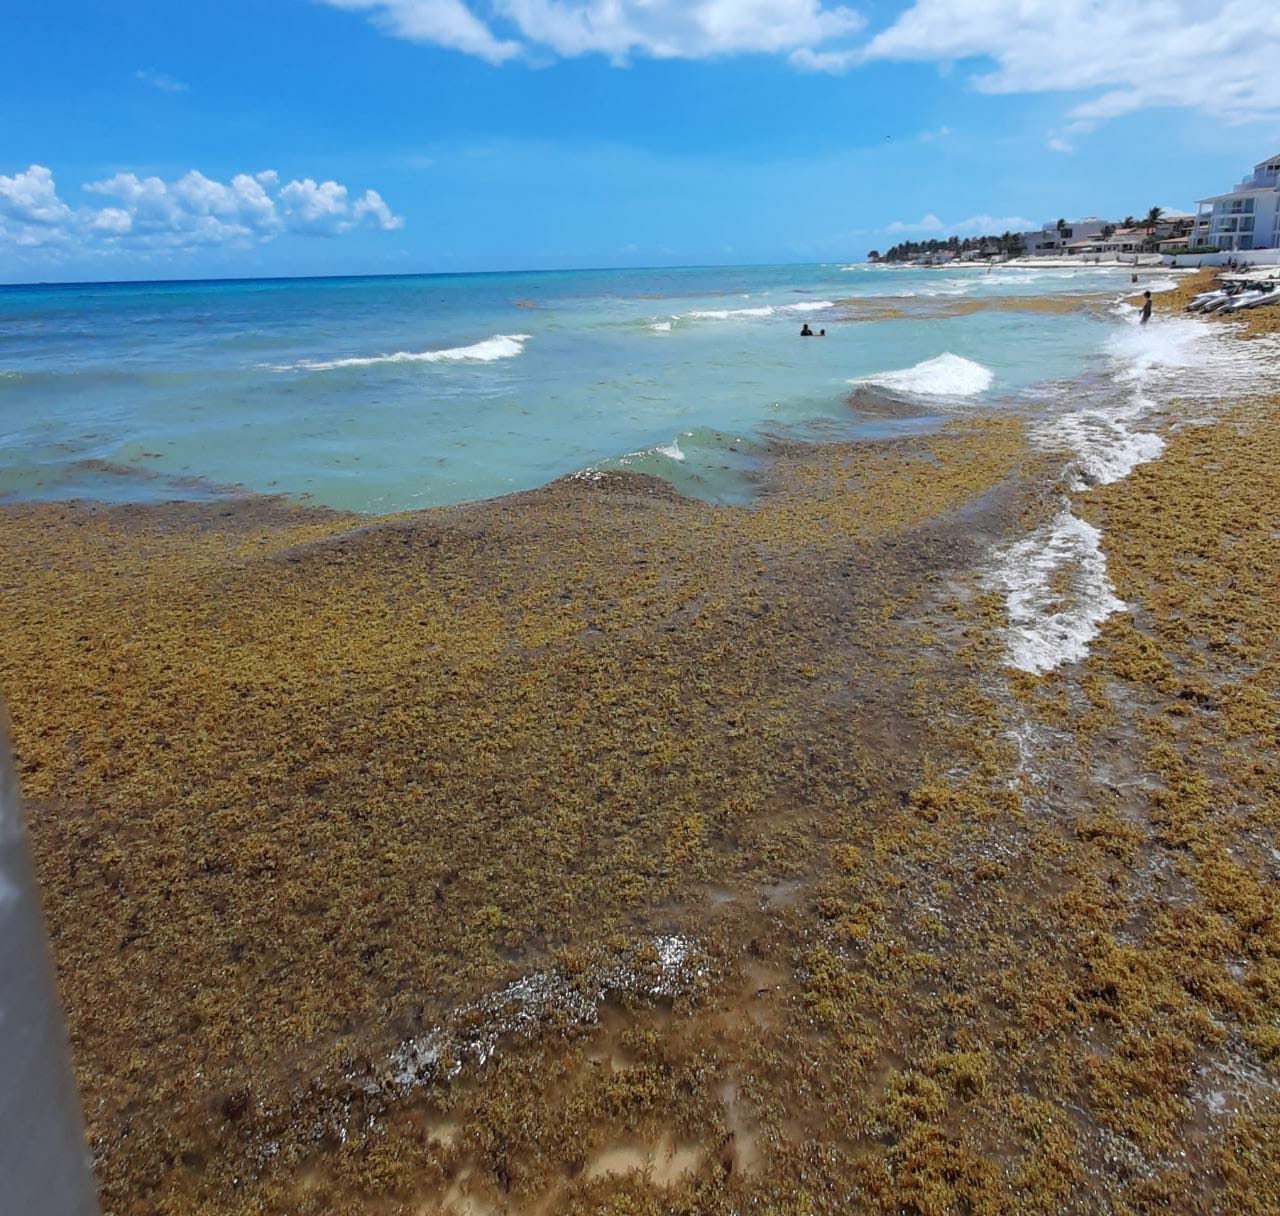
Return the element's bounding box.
[0,262,1158,513]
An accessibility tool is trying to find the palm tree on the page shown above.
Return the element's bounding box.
[1055,217,1068,250]
[1102,224,1116,241]
[1140,207,1166,253]
[1121,215,1136,229]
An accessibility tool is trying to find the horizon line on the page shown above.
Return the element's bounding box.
[0,257,875,291]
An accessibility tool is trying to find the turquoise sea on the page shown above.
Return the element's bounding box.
[0,263,1158,513]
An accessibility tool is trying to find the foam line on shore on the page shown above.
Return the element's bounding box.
[987,505,1125,677]
[998,308,1280,675]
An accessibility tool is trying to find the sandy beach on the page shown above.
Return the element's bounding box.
[3,277,1279,1214]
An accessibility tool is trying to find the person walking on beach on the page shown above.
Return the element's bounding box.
[1140,291,1153,326]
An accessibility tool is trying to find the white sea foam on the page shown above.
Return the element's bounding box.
[274,333,532,372]
[682,300,835,321]
[781,300,836,313]
[1038,313,1280,490]
[998,319,1195,672]
[386,935,702,1090]
[685,306,775,320]
[1003,309,1280,676]
[656,438,685,462]
[1042,409,1165,487]
[854,352,994,399]
[987,507,1126,676]
[649,320,673,333]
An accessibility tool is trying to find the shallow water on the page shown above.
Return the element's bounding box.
[0,262,1155,512]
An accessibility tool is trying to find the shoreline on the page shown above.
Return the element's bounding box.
[6,298,1280,1212]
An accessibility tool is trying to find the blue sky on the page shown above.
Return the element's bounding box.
[2,0,1278,282]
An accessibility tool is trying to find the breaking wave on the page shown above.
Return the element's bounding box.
[682,301,835,321]
[854,353,994,399]
[272,334,532,372]
[686,306,776,320]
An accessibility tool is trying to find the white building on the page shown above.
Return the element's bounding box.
[1020,217,1109,256]
[1066,229,1147,257]
[1193,154,1280,252]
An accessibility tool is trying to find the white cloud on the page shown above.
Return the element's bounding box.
[318,0,1280,138]
[500,0,863,60]
[135,69,189,93]
[0,164,404,259]
[886,212,1034,235]
[0,165,72,226]
[862,0,1280,133]
[886,213,945,234]
[951,213,1036,233]
[320,0,522,62]
[319,0,865,63]
[0,165,75,248]
[277,178,406,234]
[352,189,404,230]
[788,45,860,73]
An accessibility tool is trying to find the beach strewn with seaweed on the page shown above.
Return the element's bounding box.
[3,266,1279,1214]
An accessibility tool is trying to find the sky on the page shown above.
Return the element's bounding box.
[2,0,1279,282]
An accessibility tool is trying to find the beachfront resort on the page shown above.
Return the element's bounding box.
[873,151,1280,267]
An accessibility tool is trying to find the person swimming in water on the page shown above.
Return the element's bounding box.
[1140,290,1152,325]
[800,323,814,337]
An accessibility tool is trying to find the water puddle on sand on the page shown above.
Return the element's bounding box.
[719,1080,762,1177]
[585,1134,704,1185]
[427,1119,461,1149]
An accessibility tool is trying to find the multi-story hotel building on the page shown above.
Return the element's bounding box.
[1193,154,1280,252]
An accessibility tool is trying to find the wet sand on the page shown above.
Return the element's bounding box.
[4,308,1280,1213]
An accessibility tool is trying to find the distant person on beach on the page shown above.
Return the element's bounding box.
[1140,291,1153,325]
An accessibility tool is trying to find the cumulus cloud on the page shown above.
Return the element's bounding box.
[886,212,1035,235]
[862,0,1280,133]
[0,165,75,247]
[318,0,864,63]
[0,164,404,258]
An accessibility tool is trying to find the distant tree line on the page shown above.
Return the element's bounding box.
[868,232,1027,263]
